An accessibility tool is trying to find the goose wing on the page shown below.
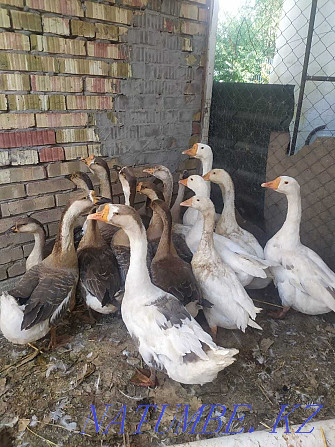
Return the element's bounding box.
[20,266,78,330]
[79,247,121,307]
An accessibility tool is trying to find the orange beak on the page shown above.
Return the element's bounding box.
[202,172,211,181]
[261,177,281,190]
[82,155,94,166]
[179,178,188,187]
[182,144,197,157]
[136,182,143,193]
[143,167,155,175]
[87,205,109,222]
[180,198,193,207]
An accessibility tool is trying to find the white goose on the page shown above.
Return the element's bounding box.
[182,196,262,338]
[181,175,271,287]
[182,143,214,226]
[203,169,272,290]
[88,203,238,386]
[262,176,335,317]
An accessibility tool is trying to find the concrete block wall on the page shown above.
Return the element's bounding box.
[264,132,335,270]
[0,0,210,288]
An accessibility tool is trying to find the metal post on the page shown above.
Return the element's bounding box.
[289,0,318,155]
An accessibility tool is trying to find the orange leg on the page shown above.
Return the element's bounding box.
[210,326,218,342]
[268,306,290,319]
[130,367,157,388]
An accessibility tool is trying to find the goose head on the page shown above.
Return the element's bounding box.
[182,143,212,162]
[203,168,232,188]
[119,166,137,201]
[181,196,215,215]
[69,171,94,192]
[261,176,300,196]
[82,155,110,178]
[136,181,164,202]
[179,174,208,196]
[143,165,172,183]
[88,203,143,232]
[6,217,45,236]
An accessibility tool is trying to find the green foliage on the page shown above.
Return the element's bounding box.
[215,0,283,83]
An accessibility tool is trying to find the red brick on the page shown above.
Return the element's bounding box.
[0,129,55,149]
[192,122,201,134]
[86,41,124,59]
[39,146,65,162]
[86,78,120,94]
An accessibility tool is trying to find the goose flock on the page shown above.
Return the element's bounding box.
[1,143,334,387]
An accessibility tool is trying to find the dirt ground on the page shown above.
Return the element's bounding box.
[1,285,335,447]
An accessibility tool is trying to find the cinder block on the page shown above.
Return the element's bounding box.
[0,113,35,130]
[43,16,70,35]
[180,3,198,20]
[7,260,26,278]
[0,151,10,166]
[10,149,39,165]
[1,0,24,6]
[63,145,88,160]
[7,94,47,111]
[48,95,67,110]
[180,20,206,35]
[26,178,73,196]
[31,206,64,224]
[0,94,7,111]
[11,10,42,31]
[110,62,132,77]
[95,23,119,41]
[0,53,57,72]
[85,2,132,25]
[47,160,87,177]
[0,246,23,265]
[27,0,84,17]
[0,165,45,185]
[70,19,95,37]
[0,73,30,91]
[31,35,86,55]
[1,195,55,217]
[56,128,99,143]
[0,184,26,201]
[31,74,83,92]
[58,57,109,76]
[0,8,11,28]
[36,112,88,127]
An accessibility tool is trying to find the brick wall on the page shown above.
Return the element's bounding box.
[264,132,335,270]
[0,0,210,289]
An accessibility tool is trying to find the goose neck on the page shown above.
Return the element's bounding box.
[278,190,301,246]
[26,229,45,269]
[217,182,238,233]
[198,209,215,253]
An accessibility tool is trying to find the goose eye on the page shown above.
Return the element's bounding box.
[114,212,119,215]
[190,178,193,181]
[284,181,289,184]
[196,199,200,202]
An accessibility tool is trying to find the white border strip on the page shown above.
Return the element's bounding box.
[172,419,335,447]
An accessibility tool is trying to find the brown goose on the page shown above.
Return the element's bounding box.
[77,193,122,316]
[137,179,193,263]
[0,197,95,347]
[7,217,46,271]
[150,199,209,317]
[82,155,117,244]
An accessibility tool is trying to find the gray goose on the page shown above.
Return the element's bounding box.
[149,199,210,317]
[82,155,118,244]
[0,197,95,347]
